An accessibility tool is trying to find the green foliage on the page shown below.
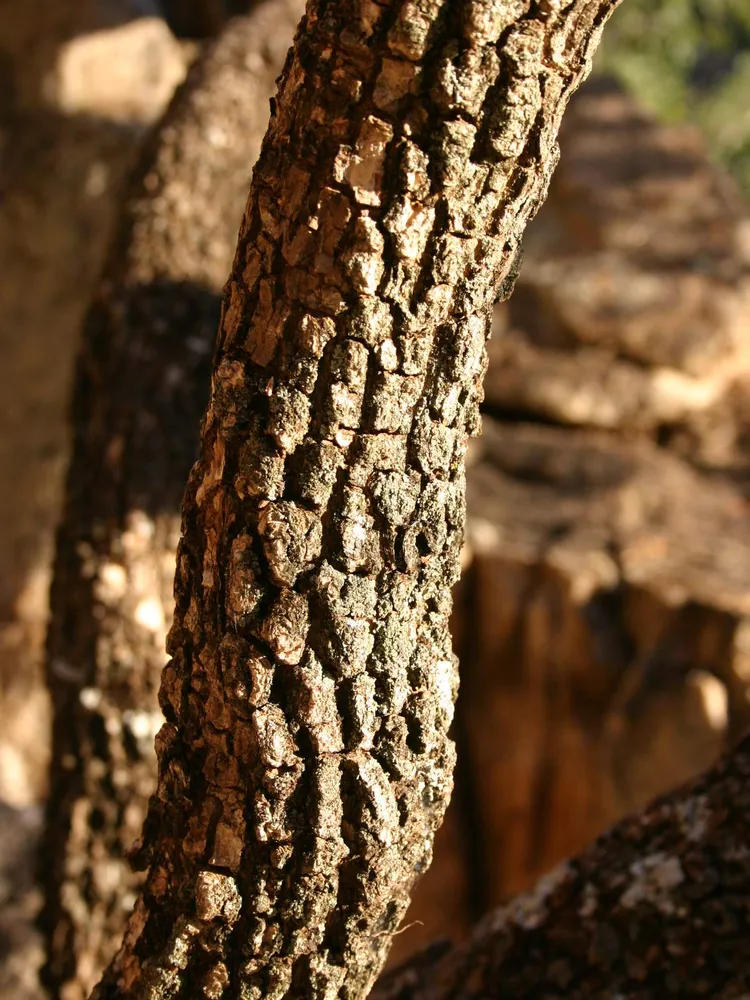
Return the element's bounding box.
[597,0,750,197]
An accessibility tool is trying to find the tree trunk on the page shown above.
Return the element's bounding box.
[40,5,303,998]
[89,2,622,998]
[373,732,750,1000]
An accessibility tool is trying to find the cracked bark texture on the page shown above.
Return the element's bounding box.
[373,732,750,1000]
[40,5,303,999]
[90,1,623,998]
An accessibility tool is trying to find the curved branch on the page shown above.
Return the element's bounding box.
[91,2,623,998]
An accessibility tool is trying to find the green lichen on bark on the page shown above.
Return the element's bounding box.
[91,1,623,998]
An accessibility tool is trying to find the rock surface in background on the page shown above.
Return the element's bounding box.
[390,415,750,960]
[53,17,186,122]
[0,0,184,117]
[461,419,750,888]
[486,77,750,471]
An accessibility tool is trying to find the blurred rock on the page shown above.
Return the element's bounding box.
[0,0,184,116]
[389,388,750,946]
[485,323,731,431]
[452,417,750,906]
[487,77,750,466]
[52,17,186,123]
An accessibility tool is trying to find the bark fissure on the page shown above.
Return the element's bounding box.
[90,2,623,999]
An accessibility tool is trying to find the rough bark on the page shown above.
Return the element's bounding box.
[40,6,303,999]
[88,2,622,999]
[373,731,750,1000]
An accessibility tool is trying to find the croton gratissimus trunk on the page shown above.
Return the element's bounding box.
[92,1,622,997]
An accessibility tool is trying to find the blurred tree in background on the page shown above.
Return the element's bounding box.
[600,0,750,196]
